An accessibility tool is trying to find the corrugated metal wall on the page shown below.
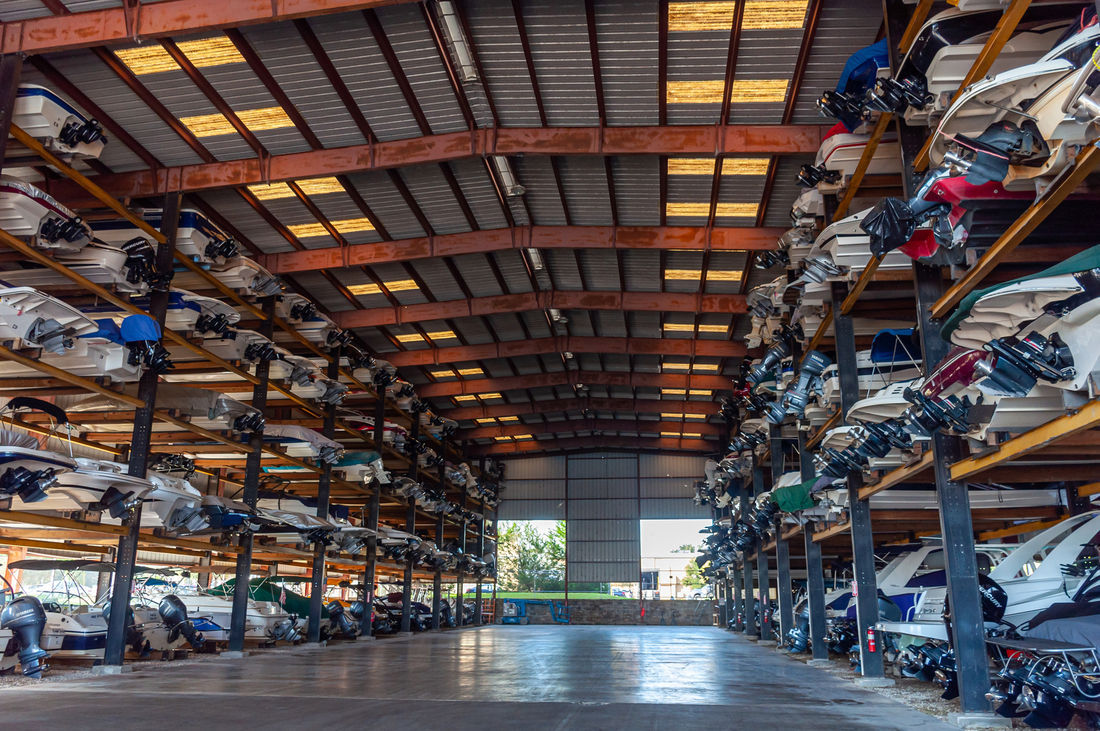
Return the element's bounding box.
[500,451,708,583]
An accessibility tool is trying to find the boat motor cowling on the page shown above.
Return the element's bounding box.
[797,162,841,189]
[158,595,204,649]
[869,74,932,114]
[1,596,48,678]
[203,237,239,262]
[0,466,58,503]
[59,117,106,147]
[325,600,360,639]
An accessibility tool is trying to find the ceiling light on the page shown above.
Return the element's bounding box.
[664,269,701,280]
[347,283,382,296]
[287,217,376,238]
[667,158,770,176]
[706,270,743,281]
[667,2,735,31]
[498,416,520,422]
[513,434,534,440]
[662,362,691,370]
[383,279,418,292]
[693,363,719,372]
[663,323,695,332]
[425,330,457,340]
[247,177,343,200]
[457,367,483,376]
[114,36,244,75]
[665,202,758,218]
[661,388,687,396]
[660,431,684,437]
[491,155,525,197]
[478,392,503,400]
[681,432,702,438]
[526,247,545,271]
[395,333,423,343]
[493,436,513,442]
[697,324,728,333]
[453,395,477,403]
[689,389,712,396]
[684,413,708,420]
[661,413,684,419]
[743,0,810,30]
[476,418,496,425]
[429,369,455,378]
[434,1,479,82]
[180,106,294,137]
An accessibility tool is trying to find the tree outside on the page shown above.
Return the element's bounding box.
[682,559,706,590]
[498,520,566,592]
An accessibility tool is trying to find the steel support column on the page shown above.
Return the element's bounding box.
[307,353,340,642]
[228,297,275,652]
[831,281,883,676]
[753,461,771,641]
[400,415,420,633]
[358,384,386,637]
[432,438,446,631]
[475,497,486,625]
[739,476,756,637]
[800,429,828,660]
[455,464,467,628]
[771,425,793,645]
[104,193,179,667]
[731,563,743,630]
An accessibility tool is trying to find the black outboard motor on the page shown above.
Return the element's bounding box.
[159,595,204,650]
[787,606,811,652]
[1,597,48,678]
[325,600,360,639]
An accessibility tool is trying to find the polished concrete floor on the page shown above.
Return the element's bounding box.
[0,626,952,729]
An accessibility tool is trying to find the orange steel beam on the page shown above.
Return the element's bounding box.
[53,125,828,201]
[0,0,410,55]
[409,371,732,399]
[445,397,713,420]
[334,290,748,329]
[468,435,714,455]
[263,225,783,273]
[385,335,746,367]
[460,419,722,440]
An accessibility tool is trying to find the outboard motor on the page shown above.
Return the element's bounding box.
[102,598,148,655]
[325,600,359,639]
[1,597,48,678]
[204,236,239,262]
[121,237,170,290]
[787,607,811,653]
[0,466,59,503]
[121,314,173,374]
[195,312,233,337]
[978,332,1076,397]
[158,595,204,650]
[59,117,106,147]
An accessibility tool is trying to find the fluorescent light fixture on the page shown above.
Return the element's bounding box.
[491,155,525,197]
[667,158,770,176]
[287,217,376,239]
[435,1,479,82]
[665,202,758,218]
[395,333,424,343]
[666,79,789,104]
[526,247,545,271]
[180,106,294,137]
[247,177,343,200]
[347,283,382,296]
[664,269,701,280]
[114,37,244,75]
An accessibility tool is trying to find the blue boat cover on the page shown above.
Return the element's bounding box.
[82,319,124,344]
[120,314,161,343]
[836,39,889,96]
[337,450,382,466]
[870,328,920,363]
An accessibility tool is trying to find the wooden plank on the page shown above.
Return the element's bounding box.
[805,410,840,449]
[951,400,1100,481]
[931,143,1100,319]
[840,257,883,315]
[0,536,110,554]
[858,451,935,500]
[977,516,1067,541]
[813,521,850,542]
[0,511,128,536]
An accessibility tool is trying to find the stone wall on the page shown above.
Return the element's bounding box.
[497,599,714,626]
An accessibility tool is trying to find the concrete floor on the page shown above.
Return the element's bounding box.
[0,626,953,730]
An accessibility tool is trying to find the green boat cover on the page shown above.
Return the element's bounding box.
[208,577,328,618]
[770,479,817,513]
[941,244,1100,339]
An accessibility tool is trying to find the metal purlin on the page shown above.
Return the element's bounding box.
[104,191,180,667]
[228,296,276,653]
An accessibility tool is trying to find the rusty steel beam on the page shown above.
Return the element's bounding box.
[408,371,732,399]
[0,0,413,55]
[383,336,744,367]
[264,225,780,273]
[469,435,713,456]
[52,126,828,201]
[444,397,713,420]
[460,418,722,440]
[334,289,748,329]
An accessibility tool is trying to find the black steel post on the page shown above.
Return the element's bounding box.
[753,461,771,641]
[432,436,446,630]
[455,462,467,628]
[104,193,179,667]
[228,297,276,652]
[771,425,793,645]
[0,55,22,163]
[799,429,828,660]
[358,384,385,637]
[475,497,486,625]
[731,563,743,630]
[831,281,884,677]
[307,353,339,642]
[739,475,756,637]
[400,415,420,633]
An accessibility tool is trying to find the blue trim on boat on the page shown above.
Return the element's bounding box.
[190,617,222,633]
[16,86,86,123]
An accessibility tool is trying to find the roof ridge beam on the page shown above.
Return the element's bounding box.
[468,435,712,455]
[398,370,732,399]
[460,419,722,439]
[444,397,710,419]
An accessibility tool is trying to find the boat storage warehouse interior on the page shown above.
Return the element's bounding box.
[9,0,1100,728]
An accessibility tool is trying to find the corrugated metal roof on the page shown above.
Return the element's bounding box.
[521,0,601,126]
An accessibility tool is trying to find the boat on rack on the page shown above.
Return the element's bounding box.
[9,84,107,161]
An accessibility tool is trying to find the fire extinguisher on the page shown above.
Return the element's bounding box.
[866,627,876,653]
